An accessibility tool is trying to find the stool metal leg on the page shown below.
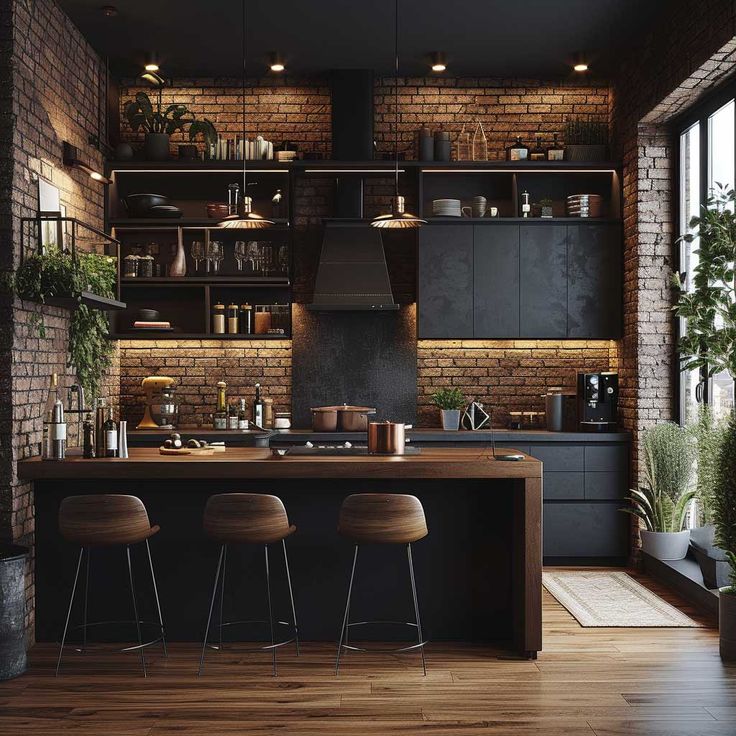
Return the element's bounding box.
[407,543,427,676]
[218,545,227,650]
[282,539,300,656]
[126,545,147,677]
[145,539,167,657]
[56,547,84,676]
[198,544,225,676]
[82,547,90,654]
[335,544,359,676]
[264,544,277,677]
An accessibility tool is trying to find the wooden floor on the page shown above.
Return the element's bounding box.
[1,569,735,735]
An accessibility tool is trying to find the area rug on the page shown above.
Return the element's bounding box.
[542,571,701,627]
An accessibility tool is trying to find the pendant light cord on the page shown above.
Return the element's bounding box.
[394,0,399,198]
[242,0,247,196]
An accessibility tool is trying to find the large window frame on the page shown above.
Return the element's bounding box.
[674,80,736,425]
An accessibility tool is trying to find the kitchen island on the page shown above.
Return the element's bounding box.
[19,447,542,658]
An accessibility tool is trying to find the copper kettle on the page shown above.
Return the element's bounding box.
[367,421,412,455]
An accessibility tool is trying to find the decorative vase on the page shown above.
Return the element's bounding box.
[640,529,690,560]
[720,589,736,661]
[0,544,29,680]
[144,132,170,161]
[169,239,187,277]
[114,142,134,161]
[441,409,461,431]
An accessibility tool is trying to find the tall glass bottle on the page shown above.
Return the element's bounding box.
[42,373,59,460]
[214,381,227,430]
[104,408,118,458]
[253,382,264,428]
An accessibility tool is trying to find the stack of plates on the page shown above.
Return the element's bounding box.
[432,198,462,217]
[567,194,603,218]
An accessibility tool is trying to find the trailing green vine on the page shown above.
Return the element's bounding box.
[9,249,116,399]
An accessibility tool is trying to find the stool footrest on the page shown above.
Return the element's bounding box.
[207,618,297,652]
[341,620,428,654]
[64,619,165,654]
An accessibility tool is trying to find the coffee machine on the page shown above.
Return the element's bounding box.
[577,372,618,432]
[137,375,179,430]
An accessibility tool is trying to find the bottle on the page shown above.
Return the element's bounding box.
[521,190,531,218]
[214,381,227,430]
[51,399,67,460]
[227,303,239,334]
[530,136,546,161]
[547,132,565,161]
[238,398,249,430]
[104,408,118,458]
[253,382,264,428]
[212,303,225,334]
[42,373,59,460]
[239,303,253,334]
[83,412,95,458]
[506,136,529,161]
[95,397,107,458]
[227,402,239,430]
[472,121,488,161]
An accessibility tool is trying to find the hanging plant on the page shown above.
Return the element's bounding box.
[8,248,116,399]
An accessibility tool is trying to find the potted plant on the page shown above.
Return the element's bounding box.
[124,91,217,161]
[622,422,695,560]
[674,183,736,660]
[563,117,608,162]
[690,405,731,588]
[431,387,466,431]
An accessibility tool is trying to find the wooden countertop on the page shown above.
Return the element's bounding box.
[18,447,541,481]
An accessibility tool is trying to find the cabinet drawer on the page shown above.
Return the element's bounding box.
[585,471,628,500]
[585,445,628,472]
[544,472,585,500]
[528,444,584,471]
[543,502,629,557]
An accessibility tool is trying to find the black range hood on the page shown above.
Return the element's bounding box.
[308,70,398,312]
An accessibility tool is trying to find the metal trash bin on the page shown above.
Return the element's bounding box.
[0,544,29,680]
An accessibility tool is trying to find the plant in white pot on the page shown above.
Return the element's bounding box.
[674,183,736,659]
[622,422,695,560]
[431,387,466,431]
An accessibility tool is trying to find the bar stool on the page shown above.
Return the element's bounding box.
[57,494,166,677]
[199,493,300,677]
[335,493,428,675]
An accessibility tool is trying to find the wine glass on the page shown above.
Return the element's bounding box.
[190,240,204,272]
[234,241,247,271]
[246,241,260,274]
[208,240,224,274]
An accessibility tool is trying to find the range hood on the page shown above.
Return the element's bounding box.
[308,70,398,312]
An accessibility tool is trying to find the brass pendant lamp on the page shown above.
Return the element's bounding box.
[219,0,273,229]
[371,0,425,229]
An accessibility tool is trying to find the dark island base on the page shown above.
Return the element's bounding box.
[35,478,516,648]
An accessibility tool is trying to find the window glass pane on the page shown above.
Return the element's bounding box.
[679,122,701,424]
[711,369,735,422]
[708,99,734,201]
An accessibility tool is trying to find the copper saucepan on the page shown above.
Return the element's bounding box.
[311,404,376,432]
[367,421,413,455]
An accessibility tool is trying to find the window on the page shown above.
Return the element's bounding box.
[677,96,736,425]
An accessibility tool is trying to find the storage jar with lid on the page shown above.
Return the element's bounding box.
[212,303,226,334]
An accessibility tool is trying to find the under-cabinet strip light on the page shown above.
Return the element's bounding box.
[425,168,617,174]
[111,169,290,175]
[303,169,406,174]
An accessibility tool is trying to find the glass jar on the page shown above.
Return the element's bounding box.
[139,254,154,278]
[239,303,253,334]
[212,303,225,334]
[274,411,291,430]
[254,305,272,335]
[123,254,138,278]
[269,304,290,334]
[227,303,239,334]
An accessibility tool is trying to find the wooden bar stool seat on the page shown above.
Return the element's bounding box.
[335,493,429,675]
[56,495,167,677]
[199,494,300,677]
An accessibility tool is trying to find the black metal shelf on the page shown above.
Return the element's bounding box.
[121,277,290,286]
[46,291,127,311]
[109,218,290,228]
[423,217,621,224]
[110,332,290,341]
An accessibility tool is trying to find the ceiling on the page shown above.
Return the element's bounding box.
[60,0,666,79]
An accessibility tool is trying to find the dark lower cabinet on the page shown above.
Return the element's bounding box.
[544,503,629,558]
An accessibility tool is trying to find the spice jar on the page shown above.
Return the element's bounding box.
[227,303,239,334]
[254,305,272,335]
[212,302,225,334]
[123,254,138,278]
[139,254,154,278]
[239,303,252,334]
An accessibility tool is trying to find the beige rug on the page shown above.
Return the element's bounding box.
[542,571,701,627]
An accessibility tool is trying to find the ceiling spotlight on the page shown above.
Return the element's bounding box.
[144,52,160,73]
[62,142,110,185]
[269,52,286,73]
[101,5,118,17]
[430,51,447,72]
[572,52,588,72]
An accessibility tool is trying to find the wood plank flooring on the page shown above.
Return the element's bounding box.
[1,568,734,735]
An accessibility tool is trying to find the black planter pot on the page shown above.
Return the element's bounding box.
[144,133,170,161]
[0,544,29,680]
[691,525,731,589]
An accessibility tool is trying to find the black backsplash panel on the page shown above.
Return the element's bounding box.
[291,304,417,428]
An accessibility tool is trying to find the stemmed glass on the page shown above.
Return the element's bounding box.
[234,241,247,271]
[207,240,224,274]
[190,240,204,273]
[246,241,260,274]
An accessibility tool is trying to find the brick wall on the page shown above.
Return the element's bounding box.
[0,0,114,637]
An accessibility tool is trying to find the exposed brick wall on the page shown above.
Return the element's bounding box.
[119,340,290,428]
[417,340,618,427]
[1,0,115,638]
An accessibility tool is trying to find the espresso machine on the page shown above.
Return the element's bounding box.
[137,375,179,430]
[577,372,618,432]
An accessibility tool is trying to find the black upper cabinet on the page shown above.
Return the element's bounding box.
[417,225,474,339]
[567,224,622,338]
[519,225,568,338]
[474,225,520,338]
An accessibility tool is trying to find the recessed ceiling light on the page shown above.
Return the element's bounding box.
[101,5,118,17]
[572,52,588,72]
[430,51,447,72]
[269,52,286,73]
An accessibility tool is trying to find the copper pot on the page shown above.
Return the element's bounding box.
[368,421,408,455]
[311,404,376,432]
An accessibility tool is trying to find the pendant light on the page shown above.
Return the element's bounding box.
[219,0,273,229]
[371,0,425,229]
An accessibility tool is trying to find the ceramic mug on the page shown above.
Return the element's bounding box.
[488,206,499,217]
[461,206,473,217]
